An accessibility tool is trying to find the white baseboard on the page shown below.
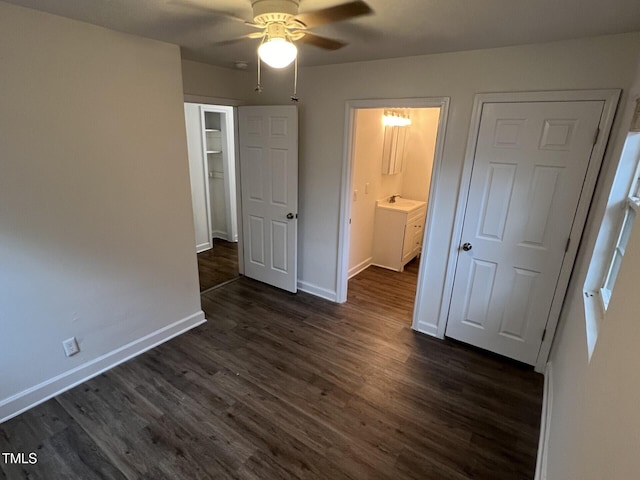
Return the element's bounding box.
[0,311,206,424]
[196,242,212,253]
[348,257,372,279]
[535,362,553,480]
[297,280,338,302]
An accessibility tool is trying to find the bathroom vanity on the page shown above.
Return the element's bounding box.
[372,199,427,272]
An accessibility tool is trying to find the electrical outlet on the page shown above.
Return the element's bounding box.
[62,337,79,357]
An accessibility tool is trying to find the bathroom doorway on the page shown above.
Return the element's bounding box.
[336,98,449,327]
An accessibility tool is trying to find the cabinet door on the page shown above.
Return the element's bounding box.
[402,224,413,258]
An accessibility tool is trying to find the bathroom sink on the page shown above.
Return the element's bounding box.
[377,198,426,212]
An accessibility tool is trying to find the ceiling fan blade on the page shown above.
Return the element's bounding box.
[212,32,264,47]
[297,32,347,50]
[295,1,373,28]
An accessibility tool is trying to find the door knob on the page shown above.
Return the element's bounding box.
[462,242,472,251]
[286,213,295,219]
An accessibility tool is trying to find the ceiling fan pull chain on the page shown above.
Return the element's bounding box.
[291,56,299,103]
[255,55,263,93]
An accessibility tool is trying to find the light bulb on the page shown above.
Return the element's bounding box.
[258,38,297,69]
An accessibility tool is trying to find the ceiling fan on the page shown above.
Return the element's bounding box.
[173,0,373,98]
[241,0,373,68]
[174,0,373,67]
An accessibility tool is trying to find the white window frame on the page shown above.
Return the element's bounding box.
[599,157,640,311]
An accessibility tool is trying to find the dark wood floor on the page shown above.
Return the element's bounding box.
[0,266,543,480]
[349,259,420,325]
[197,239,239,292]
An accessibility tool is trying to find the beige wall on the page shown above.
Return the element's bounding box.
[545,59,640,479]
[547,213,640,479]
[181,59,253,103]
[0,2,203,420]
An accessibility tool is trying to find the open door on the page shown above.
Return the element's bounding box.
[238,105,298,293]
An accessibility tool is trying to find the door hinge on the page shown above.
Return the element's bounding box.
[593,127,600,146]
[565,237,571,253]
[349,218,352,225]
[542,329,547,342]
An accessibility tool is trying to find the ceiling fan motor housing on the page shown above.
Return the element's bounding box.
[251,0,300,24]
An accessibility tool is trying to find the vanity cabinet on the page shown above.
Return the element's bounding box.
[372,200,427,272]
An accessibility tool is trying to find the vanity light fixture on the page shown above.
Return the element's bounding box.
[383,110,412,127]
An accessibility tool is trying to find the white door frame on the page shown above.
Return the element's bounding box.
[336,97,451,325]
[183,95,245,275]
[199,105,238,243]
[442,90,620,372]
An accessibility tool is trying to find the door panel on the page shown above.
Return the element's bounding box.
[238,106,298,293]
[446,101,604,364]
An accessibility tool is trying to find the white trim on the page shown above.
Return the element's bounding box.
[439,90,620,370]
[199,105,238,248]
[297,280,338,302]
[196,242,211,253]
[411,101,450,334]
[0,311,206,424]
[535,362,553,480]
[219,106,238,245]
[348,257,373,279]
[198,106,215,250]
[584,291,603,360]
[336,97,451,316]
[233,106,245,275]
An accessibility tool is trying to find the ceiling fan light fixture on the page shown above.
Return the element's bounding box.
[258,36,297,68]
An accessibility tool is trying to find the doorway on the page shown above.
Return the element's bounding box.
[337,98,450,327]
[184,103,240,292]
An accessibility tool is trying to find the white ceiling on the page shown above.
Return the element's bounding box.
[5,0,640,68]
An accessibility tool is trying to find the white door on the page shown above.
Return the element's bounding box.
[446,100,604,364]
[238,106,298,293]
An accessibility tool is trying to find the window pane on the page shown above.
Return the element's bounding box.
[604,251,623,293]
[618,207,636,254]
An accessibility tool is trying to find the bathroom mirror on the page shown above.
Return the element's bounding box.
[381,125,407,175]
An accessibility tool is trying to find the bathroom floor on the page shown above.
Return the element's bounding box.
[348,258,419,324]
